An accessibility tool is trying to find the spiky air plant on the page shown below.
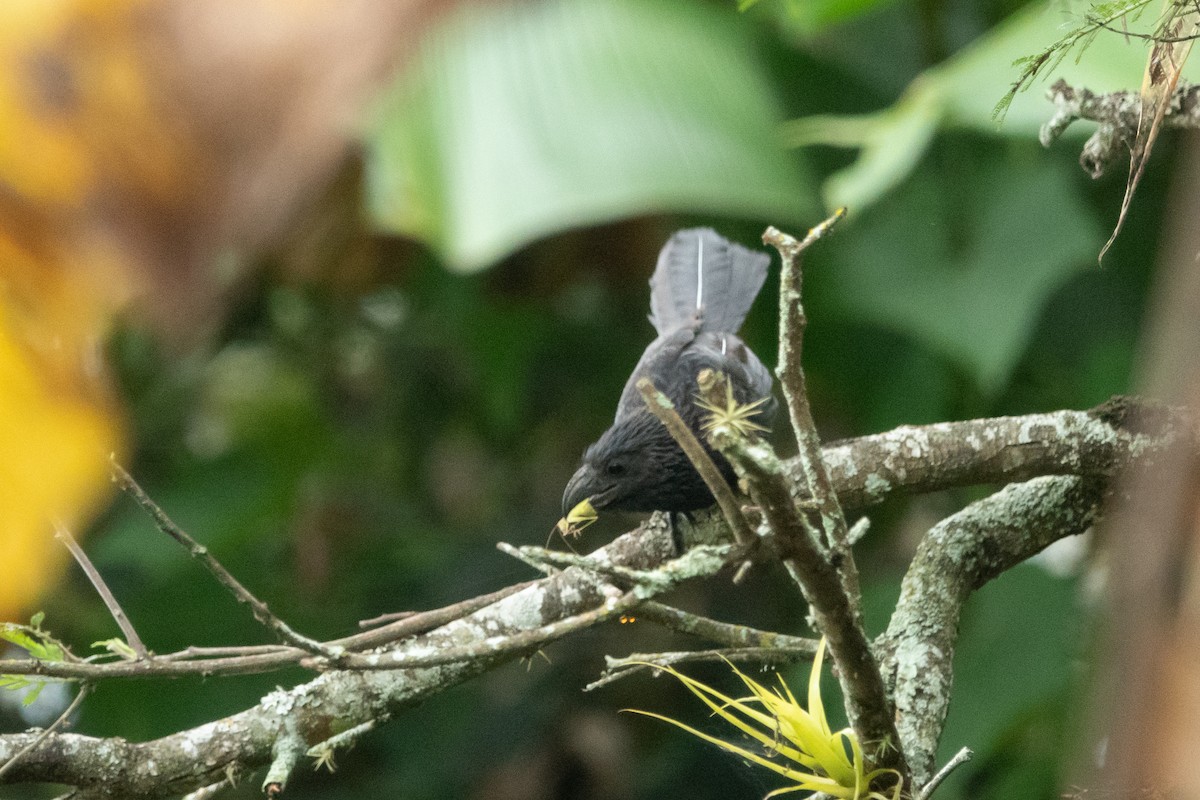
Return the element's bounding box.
[625,639,902,799]
[695,375,771,437]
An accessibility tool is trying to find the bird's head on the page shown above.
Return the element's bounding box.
[562,412,707,516]
[562,441,648,516]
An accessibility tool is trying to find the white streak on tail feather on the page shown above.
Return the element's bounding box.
[695,237,704,312]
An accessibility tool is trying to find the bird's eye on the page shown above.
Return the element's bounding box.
[605,462,626,477]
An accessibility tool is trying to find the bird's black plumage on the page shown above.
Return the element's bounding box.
[562,228,775,515]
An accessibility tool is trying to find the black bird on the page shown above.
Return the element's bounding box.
[562,228,775,515]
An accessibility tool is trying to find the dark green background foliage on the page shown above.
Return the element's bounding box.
[3,0,1174,797]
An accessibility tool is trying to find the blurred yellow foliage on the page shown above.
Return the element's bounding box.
[0,0,169,620]
[0,313,122,622]
[0,0,448,619]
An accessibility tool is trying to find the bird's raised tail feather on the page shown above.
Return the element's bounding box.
[647,228,770,335]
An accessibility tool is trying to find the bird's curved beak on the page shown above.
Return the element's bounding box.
[562,465,614,517]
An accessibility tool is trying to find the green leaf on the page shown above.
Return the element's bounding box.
[21,681,45,706]
[786,86,943,214]
[0,674,33,693]
[366,0,814,271]
[751,0,902,35]
[1,623,66,662]
[934,564,1083,798]
[793,2,1199,210]
[818,152,1102,393]
[93,638,139,661]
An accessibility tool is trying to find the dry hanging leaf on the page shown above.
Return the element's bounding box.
[1100,0,1200,262]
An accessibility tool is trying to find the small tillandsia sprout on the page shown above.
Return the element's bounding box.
[555,497,599,539]
[695,372,769,438]
[623,639,902,800]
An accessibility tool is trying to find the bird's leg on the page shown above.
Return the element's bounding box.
[668,511,689,555]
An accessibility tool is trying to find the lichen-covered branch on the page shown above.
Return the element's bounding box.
[0,397,1184,796]
[820,398,1181,510]
[877,475,1107,785]
[0,515,721,798]
[1040,79,1200,178]
[0,400,1176,683]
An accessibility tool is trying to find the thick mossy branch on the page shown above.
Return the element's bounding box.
[0,400,1176,682]
[877,475,1107,785]
[819,398,1183,509]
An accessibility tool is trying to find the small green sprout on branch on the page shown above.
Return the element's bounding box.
[0,614,69,706]
[625,639,902,799]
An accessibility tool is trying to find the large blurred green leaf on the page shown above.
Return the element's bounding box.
[366,0,814,271]
[817,150,1102,393]
[743,0,902,35]
[791,2,1200,210]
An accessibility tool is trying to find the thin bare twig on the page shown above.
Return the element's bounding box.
[342,581,536,647]
[359,610,416,627]
[302,590,645,671]
[110,460,333,658]
[53,523,148,660]
[635,378,756,547]
[0,684,91,781]
[918,747,973,800]
[764,216,863,619]
[156,644,291,662]
[586,646,817,690]
[0,581,544,681]
[636,601,818,652]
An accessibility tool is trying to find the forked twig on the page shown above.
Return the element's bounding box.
[764,214,862,617]
[53,522,148,660]
[110,459,334,658]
